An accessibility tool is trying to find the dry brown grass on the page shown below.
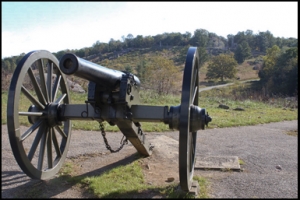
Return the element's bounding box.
[236,61,259,80]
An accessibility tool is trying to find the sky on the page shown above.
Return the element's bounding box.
[1,1,298,59]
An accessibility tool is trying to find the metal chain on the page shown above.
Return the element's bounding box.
[99,122,128,153]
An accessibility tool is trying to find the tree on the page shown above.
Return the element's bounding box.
[234,41,252,63]
[234,31,246,44]
[256,32,268,52]
[259,46,298,96]
[197,47,209,68]
[182,31,192,45]
[125,34,134,47]
[144,56,180,94]
[124,65,133,73]
[136,58,147,82]
[227,34,235,49]
[206,53,238,82]
[190,29,209,47]
[258,45,281,81]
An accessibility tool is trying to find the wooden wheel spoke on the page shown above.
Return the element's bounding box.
[28,123,46,161]
[47,62,53,102]
[21,86,45,110]
[21,119,43,141]
[52,74,61,103]
[47,128,53,168]
[192,86,198,104]
[54,93,67,104]
[37,128,47,170]
[52,127,62,158]
[54,125,67,138]
[37,59,49,102]
[27,67,47,105]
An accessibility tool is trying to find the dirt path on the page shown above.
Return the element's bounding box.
[1,120,298,198]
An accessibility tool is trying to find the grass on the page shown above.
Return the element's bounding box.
[239,159,245,165]
[81,160,147,198]
[56,155,209,198]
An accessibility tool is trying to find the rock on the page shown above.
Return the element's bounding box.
[146,164,150,170]
[66,79,85,93]
[276,165,282,170]
[233,107,245,111]
[218,104,229,109]
[36,73,85,93]
[165,177,175,182]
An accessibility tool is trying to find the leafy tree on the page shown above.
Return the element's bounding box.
[219,36,228,49]
[264,30,275,49]
[197,47,209,68]
[3,59,11,72]
[259,46,298,96]
[84,47,90,57]
[143,36,154,47]
[124,65,133,73]
[136,58,147,82]
[75,48,85,57]
[171,32,184,46]
[282,37,298,47]
[125,34,134,47]
[245,29,256,50]
[234,31,247,44]
[144,56,180,94]
[190,29,209,47]
[256,32,268,52]
[275,37,283,48]
[182,31,192,45]
[91,40,108,54]
[227,34,235,49]
[273,47,298,95]
[153,34,164,46]
[53,50,67,60]
[133,35,144,48]
[234,41,252,63]
[258,45,281,81]
[206,53,238,82]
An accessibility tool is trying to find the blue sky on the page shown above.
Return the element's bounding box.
[1,2,298,58]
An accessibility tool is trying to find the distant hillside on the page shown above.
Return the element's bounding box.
[1,45,261,92]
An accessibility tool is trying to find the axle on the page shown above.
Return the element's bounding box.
[56,103,211,132]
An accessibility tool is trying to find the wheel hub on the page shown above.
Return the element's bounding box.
[169,105,212,131]
[45,103,61,127]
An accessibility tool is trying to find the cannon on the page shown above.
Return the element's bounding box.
[7,47,211,193]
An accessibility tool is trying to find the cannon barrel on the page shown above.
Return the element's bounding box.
[59,53,140,90]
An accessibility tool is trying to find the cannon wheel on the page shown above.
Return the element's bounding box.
[179,47,199,192]
[7,50,71,180]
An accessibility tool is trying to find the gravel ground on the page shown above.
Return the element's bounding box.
[1,120,298,198]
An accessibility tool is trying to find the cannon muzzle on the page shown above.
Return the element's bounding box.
[59,53,140,90]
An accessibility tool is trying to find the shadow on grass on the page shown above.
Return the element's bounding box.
[2,153,138,198]
[2,153,193,198]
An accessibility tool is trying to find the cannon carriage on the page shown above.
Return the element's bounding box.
[7,47,211,193]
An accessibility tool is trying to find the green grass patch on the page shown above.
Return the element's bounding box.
[239,159,245,165]
[81,160,149,198]
[57,156,210,198]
